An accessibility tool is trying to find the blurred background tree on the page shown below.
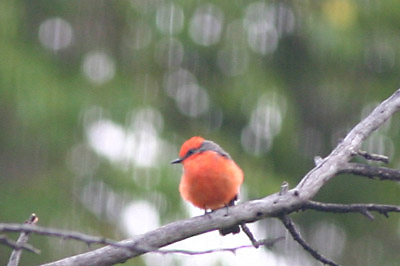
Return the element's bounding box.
[1,0,400,265]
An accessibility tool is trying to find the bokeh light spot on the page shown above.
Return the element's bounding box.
[120,200,160,236]
[156,3,184,35]
[126,126,160,168]
[241,93,287,155]
[162,68,209,117]
[244,2,279,55]
[85,107,164,168]
[38,17,73,51]
[323,0,357,30]
[82,51,116,85]
[127,107,164,133]
[87,119,126,163]
[189,4,224,46]
[175,83,210,117]
[163,68,197,98]
[274,4,296,36]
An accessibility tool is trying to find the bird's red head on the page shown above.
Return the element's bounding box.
[179,136,204,158]
[171,136,205,164]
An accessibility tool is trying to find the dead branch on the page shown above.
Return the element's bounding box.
[280,215,338,266]
[7,214,39,266]
[151,237,284,256]
[303,201,400,219]
[0,235,40,254]
[0,221,283,257]
[0,223,125,249]
[339,163,400,181]
[240,223,260,248]
[355,150,389,164]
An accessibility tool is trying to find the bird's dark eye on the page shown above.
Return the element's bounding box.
[186,148,196,157]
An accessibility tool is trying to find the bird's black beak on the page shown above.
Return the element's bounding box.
[171,158,183,164]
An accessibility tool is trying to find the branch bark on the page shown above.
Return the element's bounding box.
[0,236,40,254]
[38,89,400,266]
[339,163,400,181]
[7,214,39,266]
[303,201,400,218]
[0,223,123,249]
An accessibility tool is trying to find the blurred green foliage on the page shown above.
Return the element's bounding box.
[1,0,400,265]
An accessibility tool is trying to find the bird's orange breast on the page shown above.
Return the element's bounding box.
[179,151,243,210]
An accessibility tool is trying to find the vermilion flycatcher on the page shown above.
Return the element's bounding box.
[172,136,244,235]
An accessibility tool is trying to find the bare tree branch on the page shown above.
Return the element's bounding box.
[355,150,389,164]
[152,237,284,256]
[280,215,338,266]
[339,163,400,181]
[303,201,400,218]
[240,223,260,248]
[296,89,400,194]
[0,222,283,257]
[0,223,126,249]
[29,89,400,266]
[0,235,40,254]
[7,213,39,266]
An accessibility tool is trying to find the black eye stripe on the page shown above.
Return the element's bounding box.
[183,148,199,159]
[186,148,196,156]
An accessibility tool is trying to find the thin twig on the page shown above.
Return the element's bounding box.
[303,201,400,218]
[240,223,260,248]
[339,163,400,181]
[7,213,39,266]
[0,235,40,254]
[238,225,284,250]
[0,223,126,249]
[280,215,338,266]
[152,237,284,256]
[355,150,389,164]
[279,181,289,196]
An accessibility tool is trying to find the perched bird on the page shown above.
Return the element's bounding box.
[172,136,244,235]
